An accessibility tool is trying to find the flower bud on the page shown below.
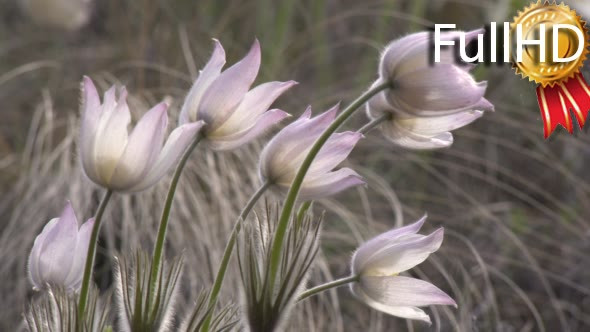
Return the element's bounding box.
[28,202,93,292]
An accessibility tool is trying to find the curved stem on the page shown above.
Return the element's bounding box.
[77,189,113,319]
[358,113,391,135]
[267,81,391,290]
[297,275,359,302]
[149,135,202,301]
[201,180,271,331]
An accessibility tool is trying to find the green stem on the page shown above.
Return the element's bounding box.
[297,275,359,302]
[149,135,202,303]
[77,189,113,320]
[358,113,391,135]
[201,180,271,332]
[267,81,391,290]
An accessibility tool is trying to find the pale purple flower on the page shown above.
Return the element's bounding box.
[368,29,493,149]
[28,202,93,292]
[80,77,204,192]
[179,39,296,150]
[350,216,456,324]
[259,106,364,201]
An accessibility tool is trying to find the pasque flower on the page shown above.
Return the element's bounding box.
[259,106,364,201]
[179,39,295,150]
[80,77,204,192]
[28,202,94,292]
[368,29,493,149]
[19,0,92,30]
[350,216,456,324]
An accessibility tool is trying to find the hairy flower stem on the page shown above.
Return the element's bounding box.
[358,113,391,135]
[267,81,392,291]
[148,134,202,305]
[298,275,360,302]
[77,189,113,321]
[201,180,271,332]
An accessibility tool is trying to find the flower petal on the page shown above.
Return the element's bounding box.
[362,228,444,275]
[380,29,484,80]
[260,106,339,182]
[179,39,226,124]
[93,87,131,185]
[64,218,94,290]
[308,131,363,175]
[28,217,59,290]
[206,109,290,151]
[396,110,484,136]
[109,102,168,189]
[360,275,456,308]
[198,40,261,131]
[211,80,297,137]
[295,167,365,201]
[351,283,433,324]
[392,64,487,115]
[128,121,205,192]
[381,120,454,150]
[79,77,102,182]
[38,203,79,287]
[352,216,427,274]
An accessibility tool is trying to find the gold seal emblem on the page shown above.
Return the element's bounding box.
[511,1,589,87]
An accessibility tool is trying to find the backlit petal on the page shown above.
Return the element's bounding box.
[109,102,168,189]
[198,40,261,131]
[128,121,205,192]
[179,39,226,124]
[351,283,432,324]
[352,216,427,275]
[360,275,456,308]
[362,228,444,275]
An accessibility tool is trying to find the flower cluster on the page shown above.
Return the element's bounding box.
[367,29,493,149]
[25,31,492,330]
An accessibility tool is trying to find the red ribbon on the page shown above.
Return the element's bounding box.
[536,73,590,138]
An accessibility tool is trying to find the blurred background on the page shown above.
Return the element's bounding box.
[1,0,590,330]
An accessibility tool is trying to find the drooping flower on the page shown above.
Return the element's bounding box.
[80,77,204,192]
[19,0,92,30]
[259,106,364,201]
[367,80,486,149]
[368,29,493,149]
[28,202,94,292]
[350,216,456,324]
[179,39,295,150]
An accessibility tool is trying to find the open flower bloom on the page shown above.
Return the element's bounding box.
[80,77,204,192]
[350,216,456,324]
[368,29,493,149]
[28,202,93,292]
[259,106,364,201]
[179,39,295,150]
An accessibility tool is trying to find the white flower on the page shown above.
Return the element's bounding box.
[369,29,493,149]
[259,106,364,201]
[350,216,456,324]
[28,202,93,292]
[179,39,295,150]
[79,77,204,192]
[19,0,92,30]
